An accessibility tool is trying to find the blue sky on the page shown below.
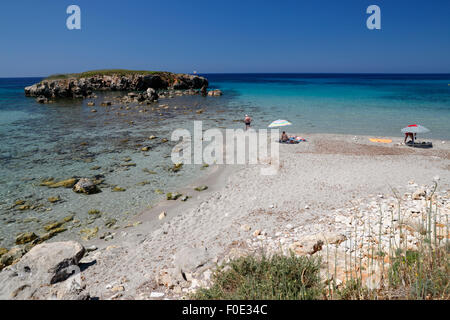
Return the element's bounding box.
[0,0,449,77]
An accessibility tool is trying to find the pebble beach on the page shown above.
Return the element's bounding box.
[2,131,447,299]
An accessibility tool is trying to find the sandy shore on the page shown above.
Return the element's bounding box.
[3,132,449,299]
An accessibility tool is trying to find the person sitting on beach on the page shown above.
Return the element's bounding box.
[404,132,416,143]
[244,114,252,130]
[281,131,289,142]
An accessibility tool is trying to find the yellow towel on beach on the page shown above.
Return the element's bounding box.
[369,138,392,144]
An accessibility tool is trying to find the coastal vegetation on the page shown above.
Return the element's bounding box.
[44,69,169,81]
[193,254,323,300]
[25,69,209,100]
[194,184,449,300]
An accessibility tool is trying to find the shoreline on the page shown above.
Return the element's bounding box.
[1,131,449,299]
[125,131,450,229]
[78,132,449,299]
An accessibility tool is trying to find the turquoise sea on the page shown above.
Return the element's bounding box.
[204,73,450,139]
[0,74,449,248]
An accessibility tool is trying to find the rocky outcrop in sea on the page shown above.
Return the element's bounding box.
[24,72,209,100]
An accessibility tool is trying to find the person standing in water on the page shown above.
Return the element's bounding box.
[244,114,252,130]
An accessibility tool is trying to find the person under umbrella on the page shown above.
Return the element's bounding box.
[401,124,430,144]
[404,132,416,144]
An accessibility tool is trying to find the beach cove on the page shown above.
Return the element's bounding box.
[0,73,449,299]
[1,131,449,299]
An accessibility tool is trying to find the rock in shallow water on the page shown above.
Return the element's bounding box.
[47,178,78,188]
[15,232,38,245]
[73,178,101,195]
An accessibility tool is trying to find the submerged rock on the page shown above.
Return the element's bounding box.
[37,228,67,243]
[169,163,183,173]
[14,200,26,206]
[16,204,31,211]
[43,221,64,232]
[121,163,136,167]
[80,227,99,240]
[63,215,74,223]
[166,192,182,200]
[194,185,208,192]
[15,232,38,245]
[104,218,117,228]
[0,248,7,257]
[142,168,157,174]
[136,181,150,186]
[48,178,78,189]
[48,196,61,203]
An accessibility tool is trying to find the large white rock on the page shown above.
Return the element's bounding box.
[0,241,85,299]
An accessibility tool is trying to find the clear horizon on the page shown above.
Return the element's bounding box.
[1,0,450,77]
[2,72,450,79]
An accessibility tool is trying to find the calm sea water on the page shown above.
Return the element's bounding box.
[0,74,449,248]
[203,73,450,139]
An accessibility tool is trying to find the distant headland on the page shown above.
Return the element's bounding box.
[24,69,214,102]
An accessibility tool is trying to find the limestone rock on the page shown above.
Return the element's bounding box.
[48,178,78,188]
[412,188,426,200]
[15,232,38,245]
[207,89,223,97]
[73,178,100,195]
[24,73,207,99]
[36,96,49,104]
[0,247,26,269]
[0,241,85,299]
[47,196,61,203]
[0,248,8,257]
[174,247,212,276]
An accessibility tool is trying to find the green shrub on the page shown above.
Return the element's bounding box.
[193,253,323,300]
[45,69,166,80]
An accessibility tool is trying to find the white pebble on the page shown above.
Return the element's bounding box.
[150,292,165,298]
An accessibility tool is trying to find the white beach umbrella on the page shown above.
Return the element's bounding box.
[401,124,430,134]
[268,119,292,128]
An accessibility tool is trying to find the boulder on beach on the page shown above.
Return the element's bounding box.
[0,241,86,299]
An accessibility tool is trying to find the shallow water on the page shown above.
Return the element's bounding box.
[1,74,449,248]
[0,78,243,247]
